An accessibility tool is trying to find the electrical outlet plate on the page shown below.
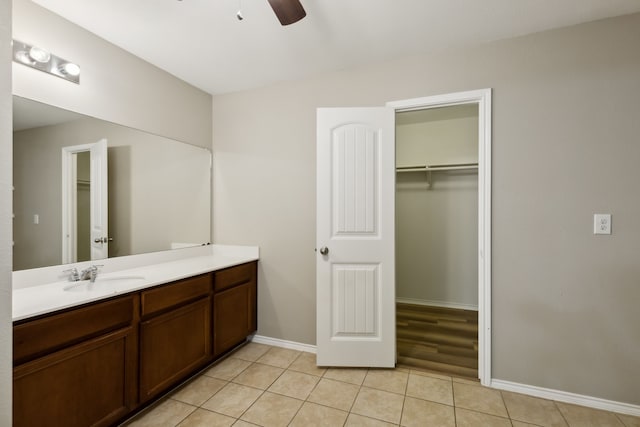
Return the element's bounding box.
[593,214,611,235]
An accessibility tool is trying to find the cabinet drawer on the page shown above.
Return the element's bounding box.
[214,262,256,292]
[141,274,211,317]
[13,295,134,365]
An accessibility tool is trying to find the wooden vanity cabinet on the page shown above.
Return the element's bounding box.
[13,261,257,425]
[213,261,258,356]
[138,274,212,403]
[13,295,138,427]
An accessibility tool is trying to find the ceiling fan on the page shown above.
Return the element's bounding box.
[266,0,306,26]
[180,0,306,26]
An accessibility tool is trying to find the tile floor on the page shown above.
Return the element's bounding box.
[122,343,640,427]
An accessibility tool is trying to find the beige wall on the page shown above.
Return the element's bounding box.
[396,105,478,167]
[13,117,211,270]
[0,0,12,422]
[12,0,211,149]
[212,13,640,405]
[396,105,478,307]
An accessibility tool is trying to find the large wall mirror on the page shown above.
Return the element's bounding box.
[13,96,211,271]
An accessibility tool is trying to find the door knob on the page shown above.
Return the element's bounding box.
[319,247,329,255]
[94,237,114,244]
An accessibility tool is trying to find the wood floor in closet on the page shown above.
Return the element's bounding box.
[396,303,478,379]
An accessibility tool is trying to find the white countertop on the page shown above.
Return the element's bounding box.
[12,245,259,322]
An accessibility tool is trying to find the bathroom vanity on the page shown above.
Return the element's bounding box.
[12,245,258,427]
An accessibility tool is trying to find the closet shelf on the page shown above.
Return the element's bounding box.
[396,163,478,173]
[396,163,478,187]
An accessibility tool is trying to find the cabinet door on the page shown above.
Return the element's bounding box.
[213,281,256,357]
[139,297,212,402]
[13,327,137,427]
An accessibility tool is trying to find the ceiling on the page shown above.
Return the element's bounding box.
[32,0,640,95]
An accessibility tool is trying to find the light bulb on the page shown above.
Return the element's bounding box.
[60,62,80,76]
[28,46,51,63]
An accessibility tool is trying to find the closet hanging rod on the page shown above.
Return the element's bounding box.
[396,162,478,173]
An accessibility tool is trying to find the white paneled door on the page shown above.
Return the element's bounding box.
[316,107,396,367]
[90,139,109,260]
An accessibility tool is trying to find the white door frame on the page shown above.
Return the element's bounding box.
[61,140,108,264]
[387,88,492,385]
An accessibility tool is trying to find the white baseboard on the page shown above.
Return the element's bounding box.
[491,379,640,417]
[396,297,478,311]
[250,334,317,354]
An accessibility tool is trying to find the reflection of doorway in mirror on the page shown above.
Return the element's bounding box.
[76,151,91,262]
[61,139,109,264]
[12,95,212,270]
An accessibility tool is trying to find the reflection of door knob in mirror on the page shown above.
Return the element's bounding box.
[319,247,329,255]
[94,237,113,244]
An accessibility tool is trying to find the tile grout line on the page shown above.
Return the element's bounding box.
[255,346,318,425]
[354,370,409,426]
[397,369,411,427]
[262,354,369,424]
[498,390,513,426]
[171,400,198,427]
[280,350,309,427]
[338,367,367,421]
[231,373,266,423]
[553,399,571,427]
[498,390,513,425]
[205,346,274,425]
[614,413,629,427]
[398,391,407,426]
[202,353,258,424]
[232,347,295,425]
[451,375,458,427]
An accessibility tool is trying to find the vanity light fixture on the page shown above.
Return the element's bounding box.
[12,39,80,84]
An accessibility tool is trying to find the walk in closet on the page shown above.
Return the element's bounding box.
[395,104,479,378]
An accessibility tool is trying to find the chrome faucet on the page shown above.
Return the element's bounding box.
[80,265,102,282]
[63,268,80,282]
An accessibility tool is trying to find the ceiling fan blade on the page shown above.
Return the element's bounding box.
[267,0,306,26]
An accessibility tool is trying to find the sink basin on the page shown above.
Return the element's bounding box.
[63,275,146,292]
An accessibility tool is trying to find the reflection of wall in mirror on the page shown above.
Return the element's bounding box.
[12,117,210,271]
[76,151,91,262]
[12,0,212,150]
